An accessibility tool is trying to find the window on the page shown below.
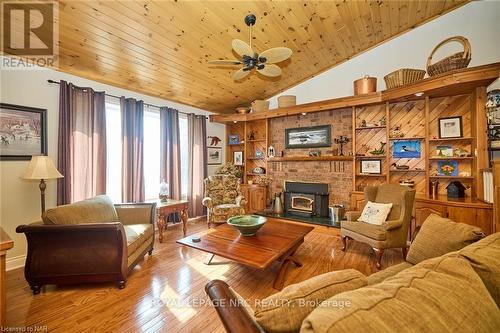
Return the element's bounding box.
[105,98,122,203]
[179,114,188,199]
[143,108,161,200]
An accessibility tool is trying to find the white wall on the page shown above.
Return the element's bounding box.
[269,1,500,108]
[0,63,225,266]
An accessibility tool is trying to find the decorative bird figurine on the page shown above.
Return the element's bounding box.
[370,142,386,155]
[207,136,222,146]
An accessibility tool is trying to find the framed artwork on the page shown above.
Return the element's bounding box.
[438,116,463,138]
[436,145,453,157]
[233,151,243,165]
[228,134,239,145]
[255,149,264,158]
[393,140,421,158]
[207,147,222,165]
[0,103,47,160]
[360,159,382,174]
[437,160,458,176]
[285,125,331,149]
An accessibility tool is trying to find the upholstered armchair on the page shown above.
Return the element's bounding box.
[202,175,247,228]
[341,184,416,269]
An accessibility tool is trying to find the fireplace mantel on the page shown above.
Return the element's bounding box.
[267,156,353,162]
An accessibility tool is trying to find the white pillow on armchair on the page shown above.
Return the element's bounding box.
[358,201,393,225]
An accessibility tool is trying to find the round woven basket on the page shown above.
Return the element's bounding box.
[251,100,270,113]
[278,95,296,108]
[427,36,471,76]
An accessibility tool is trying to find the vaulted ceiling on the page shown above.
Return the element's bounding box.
[51,1,468,112]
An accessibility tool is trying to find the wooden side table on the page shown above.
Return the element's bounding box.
[0,228,14,327]
[156,199,189,242]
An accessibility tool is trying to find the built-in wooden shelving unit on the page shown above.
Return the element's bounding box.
[214,63,499,233]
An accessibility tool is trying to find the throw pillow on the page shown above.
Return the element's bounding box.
[254,269,367,333]
[406,213,484,265]
[357,201,393,225]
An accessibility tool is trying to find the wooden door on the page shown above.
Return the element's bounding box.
[447,206,492,234]
[249,186,267,213]
[414,202,446,228]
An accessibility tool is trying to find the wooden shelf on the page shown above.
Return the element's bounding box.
[267,156,353,162]
[428,137,474,142]
[429,175,474,180]
[389,136,425,140]
[355,155,386,159]
[247,157,265,160]
[429,156,474,160]
[210,63,500,123]
[246,139,266,143]
[389,169,426,173]
[228,143,244,146]
[247,173,266,176]
[355,126,386,130]
[356,173,387,177]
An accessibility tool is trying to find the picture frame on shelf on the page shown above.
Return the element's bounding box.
[285,125,331,149]
[438,116,463,139]
[436,145,453,157]
[207,147,222,165]
[360,159,382,174]
[233,151,243,166]
[392,140,421,158]
[228,134,239,145]
[437,160,459,176]
[0,103,47,160]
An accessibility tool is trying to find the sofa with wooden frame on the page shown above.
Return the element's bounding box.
[16,195,155,294]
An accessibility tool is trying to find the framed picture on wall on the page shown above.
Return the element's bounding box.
[207,147,222,165]
[0,103,47,160]
[360,159,382,174]
[285,125,331,149]
[438,116,463,138]
[393,140,421,158]
[233,151,243,165]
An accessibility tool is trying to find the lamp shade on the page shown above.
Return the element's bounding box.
[22,156,63,180]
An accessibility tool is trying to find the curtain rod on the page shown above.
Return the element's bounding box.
[47,79,199,116]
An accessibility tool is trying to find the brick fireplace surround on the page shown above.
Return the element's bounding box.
[268,108,353,208]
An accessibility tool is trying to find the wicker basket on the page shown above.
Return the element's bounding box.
[384,68,426,89]
[278,95,296,108]
[427,36,471,76]
[251,100,269,113]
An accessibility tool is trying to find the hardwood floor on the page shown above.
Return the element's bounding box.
[6,219,404,332]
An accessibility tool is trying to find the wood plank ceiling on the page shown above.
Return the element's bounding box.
[50,0,468,113]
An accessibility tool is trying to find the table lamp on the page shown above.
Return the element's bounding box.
[22,156,63,213]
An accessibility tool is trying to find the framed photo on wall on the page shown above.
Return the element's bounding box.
[438,116,463,138]
[207,147,222,165]
[0,103,47,160]
[233,151,243,165]
[360,159,382,174]
[285,125,331,149]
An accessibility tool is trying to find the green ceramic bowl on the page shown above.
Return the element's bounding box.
[227,215,267,236]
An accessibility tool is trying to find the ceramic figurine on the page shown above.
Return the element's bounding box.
[267,146,275,158]
[369,142,386,155]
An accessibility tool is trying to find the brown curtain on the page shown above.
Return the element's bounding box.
[57,80,106,205]
[160,107,181,201]
[121,97,144,203]
[187,114,207,217]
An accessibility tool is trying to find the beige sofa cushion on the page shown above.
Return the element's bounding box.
[42,195,118,225]
[254,269,366,333]
[301,257,500,333]
[367,262,413,285]
[125,224,154,255]
[341,221,386,240]
[446,232,500,307]
[406,214,484,265]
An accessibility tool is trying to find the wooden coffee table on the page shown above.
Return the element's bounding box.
[176,218,314,290]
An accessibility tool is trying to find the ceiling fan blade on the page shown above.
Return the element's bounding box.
[259,47,293,64]
[207,60,242,65]
[232,68,250,80]
[257,64,282,77]
[232,39,254,58]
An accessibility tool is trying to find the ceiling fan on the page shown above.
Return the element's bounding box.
[207,14,293,80]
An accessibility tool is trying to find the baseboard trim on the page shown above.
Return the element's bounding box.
[6,255,25,271]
